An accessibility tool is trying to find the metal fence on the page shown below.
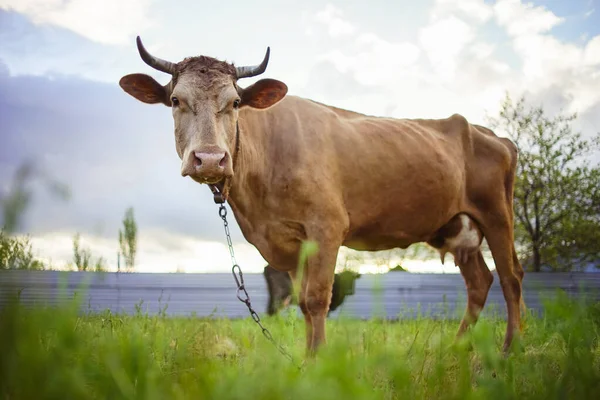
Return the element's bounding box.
[1,270,599,319]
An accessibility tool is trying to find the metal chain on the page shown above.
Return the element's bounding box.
[217,203,300,368]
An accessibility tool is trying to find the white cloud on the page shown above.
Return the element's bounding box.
[494,0,563,36]
[584,36,600,66]
[515,35,582,81]
[302,1,519,123]
[356,33,421,68]
[432,0,493,24]
[303,0,600,132]
[0,0,154,45]
[491,0,600,115]
[313,4,356,37]
[468,42,495,59]
[419,15,475,79]
[317,33,421,86]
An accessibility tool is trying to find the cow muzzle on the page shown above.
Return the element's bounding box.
[181,148,232,184]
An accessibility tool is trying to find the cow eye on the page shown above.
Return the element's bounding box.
[171,96,179,106]
[233,99,240,109]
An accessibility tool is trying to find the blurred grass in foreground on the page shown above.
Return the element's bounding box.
[0,288,599,400]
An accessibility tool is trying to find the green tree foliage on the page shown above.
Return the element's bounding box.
[0,229,45,270]
[94,256,107,272]
[71,233,107,272]
[118,207,138,272]
[487,94,600,272]
[72,233,91,271]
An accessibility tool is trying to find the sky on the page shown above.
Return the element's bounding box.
[0,0,599,274]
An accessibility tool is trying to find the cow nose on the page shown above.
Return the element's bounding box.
[190,151,229,181]
[193,151,227,169]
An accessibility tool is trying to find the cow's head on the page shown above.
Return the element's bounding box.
[119,36,288,185]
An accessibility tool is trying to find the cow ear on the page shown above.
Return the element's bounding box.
[119,73,171,106]
[240,79,287,109]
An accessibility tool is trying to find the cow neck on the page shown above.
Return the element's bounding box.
[208,120,240,203]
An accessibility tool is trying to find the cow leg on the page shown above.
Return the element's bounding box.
[513,247,527,328]
[456,250,493,336]
[300,242,340,356]
[476,210,522,353]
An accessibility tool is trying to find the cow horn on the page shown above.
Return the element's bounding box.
[136,36,176,75]
[235,47,270,79]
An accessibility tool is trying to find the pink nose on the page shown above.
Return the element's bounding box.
[193,151,227,177]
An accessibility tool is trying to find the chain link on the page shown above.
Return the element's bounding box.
[217,203,300,368]
[219,205,237,266]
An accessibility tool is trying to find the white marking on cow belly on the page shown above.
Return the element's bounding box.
[446,214,481,250]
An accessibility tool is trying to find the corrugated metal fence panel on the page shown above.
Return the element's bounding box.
[1,270,599,319]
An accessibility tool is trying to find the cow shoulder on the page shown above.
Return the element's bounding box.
[446,113,470,131]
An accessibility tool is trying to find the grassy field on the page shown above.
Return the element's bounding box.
[1,289,599,400]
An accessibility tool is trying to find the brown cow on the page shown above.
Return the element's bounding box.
[263,264,361,316]
[119,37,525,355]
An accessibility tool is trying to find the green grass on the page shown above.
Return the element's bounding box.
[1,289,599,400]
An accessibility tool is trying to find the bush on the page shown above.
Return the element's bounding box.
[0,228,45,270]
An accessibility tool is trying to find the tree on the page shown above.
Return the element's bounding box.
[72,233,92,271]
[118,207,138,272]
[487,94,600,272]
[71,232,107,272]
[93,256,107,272]
[0,228,45,270]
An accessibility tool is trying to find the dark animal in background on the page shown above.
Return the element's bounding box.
[263,265,361,316]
